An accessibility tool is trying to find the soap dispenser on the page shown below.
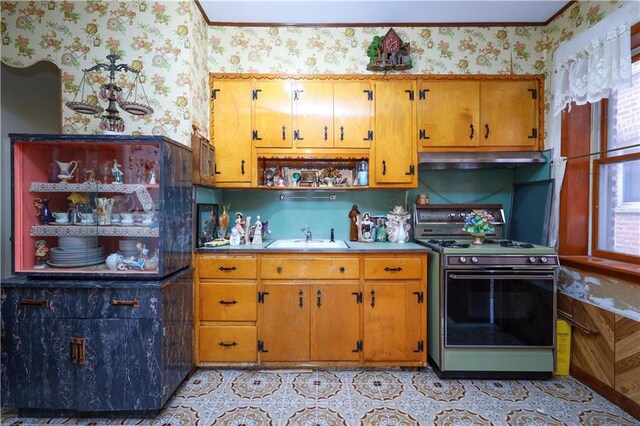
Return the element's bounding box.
[357,160,368,186]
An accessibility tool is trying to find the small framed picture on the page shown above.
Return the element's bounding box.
[196,203,218,246]
[300,170,317,187]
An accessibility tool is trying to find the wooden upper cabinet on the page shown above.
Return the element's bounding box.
[253,80,293,148]
[418,80,479,149]
[480,80,539,148]
[373,80,417,186]
[334,81,373,149]
[293,81,334,148]
[210,78,252,183]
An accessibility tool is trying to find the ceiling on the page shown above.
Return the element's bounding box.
[196,0,570,25]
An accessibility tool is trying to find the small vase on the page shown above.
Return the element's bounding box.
[323,177,334,186]
[470,232,485,245]
[219,204,230,238]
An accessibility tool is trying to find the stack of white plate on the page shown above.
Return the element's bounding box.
[118,239,140,257]
[47,237,106,267]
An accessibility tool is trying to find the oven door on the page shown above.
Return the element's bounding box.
[444,269,555,348]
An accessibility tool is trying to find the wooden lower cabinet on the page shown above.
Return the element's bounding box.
[558,293,640,418]
[196,252,426,367]
[363,282,425,363]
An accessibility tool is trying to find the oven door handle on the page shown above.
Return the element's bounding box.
[448,273,555,280]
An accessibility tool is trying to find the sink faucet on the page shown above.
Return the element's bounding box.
[301,226,312,242]
[330,228,335,242]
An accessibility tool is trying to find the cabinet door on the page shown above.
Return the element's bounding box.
[76,318,162,411]
[253,80,293,148]
[614,315,640,404]
[571,300,615,387]
[480,81,538,148]
[363,282,425,362]
[3,318,77,409]
[373,80,416,185]
[311,283,360,361]
[260,284,309,361]
[211,79,252,183]
[334,81,373,149]
[418,80,479,149]
[293,81,334,148]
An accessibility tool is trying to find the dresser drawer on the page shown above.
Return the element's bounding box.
[199,325,257,362]
[198,255,257,279]
[364,257,423,280]
[200,284,256,321]
[261,257,359,280]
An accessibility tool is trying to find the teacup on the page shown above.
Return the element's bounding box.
[52,212,69,224]
[111,213,121,224]
[78,212,96,224]
[141,212,154,225]
[121,213,134,225]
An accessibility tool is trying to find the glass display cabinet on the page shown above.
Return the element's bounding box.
[11,134,193,278]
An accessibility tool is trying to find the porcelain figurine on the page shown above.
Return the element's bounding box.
[244,215,252,244]
[252,215,263,245]
[387,205,411,243]
[359,212,374,242]
[229,227,241,246]
[111,159,124,184]
[234,212,246,243]
[348,204,360,241]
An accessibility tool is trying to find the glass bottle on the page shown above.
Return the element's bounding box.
[218,204,230,238]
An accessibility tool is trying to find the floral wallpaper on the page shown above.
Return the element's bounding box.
[1,0,208,144]
[1,1,630,147]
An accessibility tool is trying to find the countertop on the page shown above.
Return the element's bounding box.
[196,241,428,253]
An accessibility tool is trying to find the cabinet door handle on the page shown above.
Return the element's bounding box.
[219,266,237,271]
[382,160,387,176]
[112,300,140,307]
[384,267,403,272]
[70,339,78,364]
[324,125,328,141]
[218,341,238,347]
[370,290,376,308]
[20,299,49,308]
[70,337,86,365]
[316,289,321,307]
[299,289,304,308]
[241,159,245,175]
[219,300,238,305]
[484,124,490,139]
[282,125,287,141]
[340,126,344,141]
[469,124,474,140]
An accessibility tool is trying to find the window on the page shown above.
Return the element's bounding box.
[593,58,640,261]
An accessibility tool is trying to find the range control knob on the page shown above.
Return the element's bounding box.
[459,212,466,218]
[471,257,479,264]
[459,256,467,263]
[529,257,537,263]
[540,257,548,263]
[449,212,457,219]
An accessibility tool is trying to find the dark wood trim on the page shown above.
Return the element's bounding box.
[571,364,640,421]
[544,1,576,25]
[193,0,212,25]
[559,104,591,256]
[210,72,544,82]
[632,22,640,62]
[204,21,551,28]
[560,256,640,283]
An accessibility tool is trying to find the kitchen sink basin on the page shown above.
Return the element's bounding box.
[266,239,350,249]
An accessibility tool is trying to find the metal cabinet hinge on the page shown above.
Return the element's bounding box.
[413,340,424,353]
[528,88,537,99]
[258,292,269,303]
[352,340,363,353]
[413,291,424,304]
[258,340,269,353]
[352,292,363,304]
[211,88,220,100]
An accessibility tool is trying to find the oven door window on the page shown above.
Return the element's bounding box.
[445,271,555,348]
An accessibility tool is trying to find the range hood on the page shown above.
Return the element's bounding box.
[418,151,548,169]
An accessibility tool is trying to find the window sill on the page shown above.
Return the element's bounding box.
[559,255,640,283]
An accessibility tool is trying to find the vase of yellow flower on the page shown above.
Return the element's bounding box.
[462,210,495,245]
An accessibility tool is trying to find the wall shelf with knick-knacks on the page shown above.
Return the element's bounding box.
[257,156,369,189]
[11,134,192,278]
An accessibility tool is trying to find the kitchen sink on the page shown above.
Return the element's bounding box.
[266,239,350,249]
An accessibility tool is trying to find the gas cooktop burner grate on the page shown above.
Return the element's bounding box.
[483,239,535,249]
[427,239,471,248]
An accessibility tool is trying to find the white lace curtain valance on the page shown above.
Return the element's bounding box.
[552,2,638,116]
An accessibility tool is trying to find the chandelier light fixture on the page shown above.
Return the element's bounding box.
[66,54,153,133]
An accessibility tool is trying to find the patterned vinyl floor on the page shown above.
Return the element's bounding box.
[2,367,637,425]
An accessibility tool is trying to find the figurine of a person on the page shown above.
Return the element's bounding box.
[34,240,48,269]
[234,212,246,242]
[349,205,360,242]
[112,159,123,184]
[360,212,373,242]
[251,215,263,245]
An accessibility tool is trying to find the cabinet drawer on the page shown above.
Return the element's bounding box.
[261,257,359,280]
[199,325,257,362]
[364,257,423,280]
[198,255,257,279]
[200,284,256,321]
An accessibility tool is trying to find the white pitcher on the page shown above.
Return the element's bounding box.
[56,160,78,177]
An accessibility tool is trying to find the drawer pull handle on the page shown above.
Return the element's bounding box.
[218,341,238,347]
[299,289,304,308]
[277,266,282,273]
[219,300,238,305]
[112,300,140,307]
[316,289,321,307]
[384,267,403,272]
[219,266,237,271]
[20,299,49,307]
[370,290,376,308]
[558,311,599,335]
[339,267,345,273]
